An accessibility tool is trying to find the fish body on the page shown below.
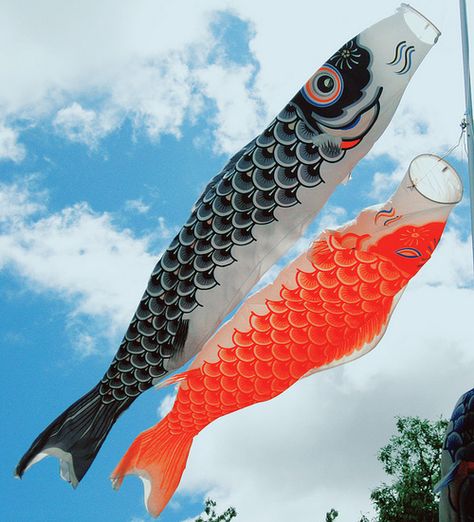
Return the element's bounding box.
[112,155,462,517]
[16,6,440,486]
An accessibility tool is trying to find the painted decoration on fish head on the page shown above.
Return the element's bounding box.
[111,155,462,518]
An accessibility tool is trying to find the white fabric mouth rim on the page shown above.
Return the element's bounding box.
[399,3,441,44]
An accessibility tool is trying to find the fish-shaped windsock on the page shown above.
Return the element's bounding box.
[111,154,462,517]
[437,388,474,522]
[16,6,441,486]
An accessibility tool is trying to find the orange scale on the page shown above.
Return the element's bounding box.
[280,286,301,302]
[271,378,289,394]
[379,279,402,297]
[338,285,360,304]
[308,326,327,346]
[266,299,287,314]
[189,390,205,406]
[357,263,380,283]
[286,300,306,313]
[235,391,253,406]
[361,300,379,313]
[237,376,254,394]
[220,390,236,407]
[335,267,359,286]
[254,344,273,362]
[271,343,291,362]
[221,375,238,393]
[220,361,238,378]
[289,343,308,362]
[326,326,344,346]
[251,330,272,346]
[334,249,357,268]
[326,313,345,328]
[237,360,256,379]
[304,300,325,313]
[176,401,191,416]
[269,313,290,331]
[232,329,253,347]
[310,250,336,271]
[322,302,343,314]
[378,261,401,282]
[288,311,309,328]
[341,302,364,316]
[344,314,363,329]
[308,343,327,366]
[250,312,271,333]
[324,344,338,362]
[255,360,273,379]
[272,359,291,380]
[296,270,319,291]
[218,347,237,364]
[180,419,197,431]
[359,282,381,301]
[202,362,221,378]
[307,311,329,327]
[289,360,310,380]
[254,377,272,397]
[190,402,205,414]
[235,346,255,362]
[188,375,205,393]
[316,270,339,289]
[270,329,290,344]
[301,290,322,305]
[177,391,191,404]
[289,327,309,345]
[354,250,377,264]
[319,287,340,303]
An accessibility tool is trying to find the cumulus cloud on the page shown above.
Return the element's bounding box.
[53,102,120,147]
[0,180,161,355]
[0,122,26,162]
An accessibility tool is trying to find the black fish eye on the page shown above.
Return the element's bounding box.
[317,75,334,93]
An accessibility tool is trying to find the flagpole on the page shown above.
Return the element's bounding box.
[459,0,474,268]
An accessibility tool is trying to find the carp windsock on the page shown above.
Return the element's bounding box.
[17,6,440,486]
[436,388,474,521]
[112,155,462,517]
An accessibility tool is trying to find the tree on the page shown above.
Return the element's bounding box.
[369,416,448,522]
[325,508,339,521]
[194,498,237,522]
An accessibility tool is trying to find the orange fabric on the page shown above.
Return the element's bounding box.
[114,222,444,514]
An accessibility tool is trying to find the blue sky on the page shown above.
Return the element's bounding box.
[1,2,473,521]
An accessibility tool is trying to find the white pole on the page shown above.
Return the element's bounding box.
[459,0,474,268]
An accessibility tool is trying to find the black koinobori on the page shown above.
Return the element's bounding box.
[16,5,440,487]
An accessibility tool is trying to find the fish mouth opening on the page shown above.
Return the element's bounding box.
[408,154,463,204]
[399,3,441,45]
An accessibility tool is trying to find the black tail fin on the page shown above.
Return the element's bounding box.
[15,384,130,486]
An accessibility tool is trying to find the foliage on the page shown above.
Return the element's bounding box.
[369,416,448,522]
[194,498,237,522]
[325,508,339,521]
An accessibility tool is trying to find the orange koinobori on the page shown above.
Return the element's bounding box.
[112,154,463,517]
[16,5,441,486]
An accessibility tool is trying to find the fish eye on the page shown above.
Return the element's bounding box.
[301,64,344,107]
[317,75,335,93]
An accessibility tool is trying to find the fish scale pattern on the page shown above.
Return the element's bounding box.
[163,230,412,436]
[445,388,474,463]
[98,103,330,405]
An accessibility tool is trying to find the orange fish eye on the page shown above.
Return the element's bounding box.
[302,63,344,107]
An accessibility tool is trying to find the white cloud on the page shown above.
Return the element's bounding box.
[0,122,26,162]
[53,102,119,147]
[0,180,161,354]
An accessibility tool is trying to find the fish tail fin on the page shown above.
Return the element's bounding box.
[15,384,129,486]
[433,461,462,493]
[111,416,194,517]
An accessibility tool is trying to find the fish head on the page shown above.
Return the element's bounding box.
[368,221,446,278]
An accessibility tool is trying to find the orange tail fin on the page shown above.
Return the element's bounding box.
[111,416,194,517]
